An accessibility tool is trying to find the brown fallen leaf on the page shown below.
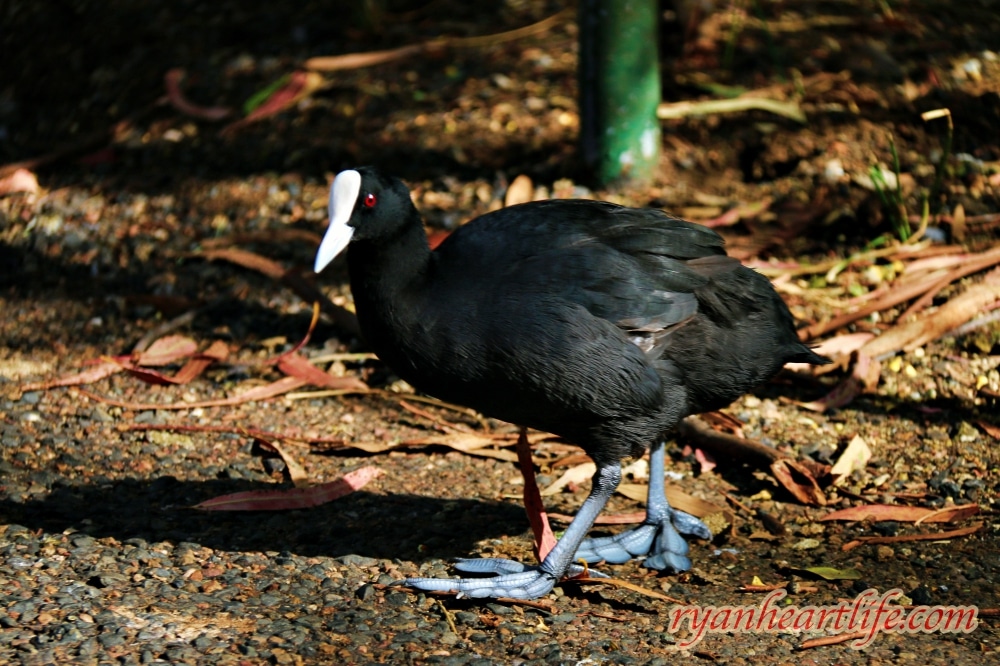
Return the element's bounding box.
[548,510,645,525]
[541,462,596,496]
[122,339,230,385]
[134,335,200,366]
[862,267,1000,357]
[770,458,827,506]
[975,420,1000,440]
[304,9,570,72]
[700,197,772,229]
[277,353,367,391]
[21,361,121,391]
[615,483,727,517]
[841,522,983,551]
[200,247,285,279]
[795,248,999,342]
[193,466,382,511]
[820,503,979,524]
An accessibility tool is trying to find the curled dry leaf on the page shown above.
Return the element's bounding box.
[770,458,827,506]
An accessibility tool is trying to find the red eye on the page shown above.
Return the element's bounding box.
[363,192,377,208]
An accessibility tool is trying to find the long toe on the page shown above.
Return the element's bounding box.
[641,508,712,571]
[573,524,658,564]
[672,509,713,540]
[642,520,693,571]
[573,509,712,569]
[405,566,558,599]
[452,558,530,575]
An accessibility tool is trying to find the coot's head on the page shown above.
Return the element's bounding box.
[314,167,414,273]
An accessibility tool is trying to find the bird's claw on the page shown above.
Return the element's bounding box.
[402,558,607,599]
[574,509,711,572]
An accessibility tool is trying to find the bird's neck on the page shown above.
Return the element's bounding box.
[346,220,433,336]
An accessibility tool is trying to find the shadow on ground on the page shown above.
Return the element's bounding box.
[0,478,527,562]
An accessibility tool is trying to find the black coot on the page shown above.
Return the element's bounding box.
[314,167,829,599]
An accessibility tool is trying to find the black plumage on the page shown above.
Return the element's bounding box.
[314,167,828,599]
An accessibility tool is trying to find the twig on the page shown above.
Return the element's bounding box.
[799,631,868,649]
[755,241,928,279]
[657,96,806,123]
[896,244,1000,321]
[304,9,571,72]
[308,352,378,363]
[797,245,1000,341]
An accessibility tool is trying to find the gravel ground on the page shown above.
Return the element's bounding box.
[3,1,1000,664]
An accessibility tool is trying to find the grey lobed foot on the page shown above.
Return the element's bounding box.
[403,559,607,600]
[574,507,712,571]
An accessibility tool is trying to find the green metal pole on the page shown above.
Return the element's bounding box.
[579,0,661,186]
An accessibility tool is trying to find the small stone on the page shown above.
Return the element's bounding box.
[355,583,376,602]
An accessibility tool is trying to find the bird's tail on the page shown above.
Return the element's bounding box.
[787,344,832,366]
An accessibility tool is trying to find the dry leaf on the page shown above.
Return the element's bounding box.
[820,503,979,524]
[21,361,121,391]
[194,466,382,511]
[277,353,368,391]
[793,566,862,580]
[616,483,726,517]
[770,458,826,505]
[541,462,596,496]
[135,335,199,366]
[841,522,983,551]
[829,435,872,485]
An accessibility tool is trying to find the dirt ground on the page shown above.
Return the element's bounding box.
[2,1,1000,664]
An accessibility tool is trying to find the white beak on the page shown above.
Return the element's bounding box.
[314,169,362,273]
